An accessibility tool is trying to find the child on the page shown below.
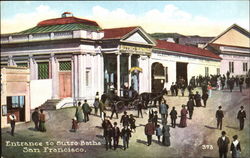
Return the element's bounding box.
[72,117,78,132]
[129,114,136,132]
[155,124,162,143]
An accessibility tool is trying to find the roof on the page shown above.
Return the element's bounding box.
[204,24,250,48]
[38,16,100,27]
[155,40,221,60]
[101,26,138,39]
[8,23,101,35]
[208,43,250,49]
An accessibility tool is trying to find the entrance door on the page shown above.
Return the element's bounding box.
[152,62,165,93]
[176,62,188,85]
[59,72,72,98]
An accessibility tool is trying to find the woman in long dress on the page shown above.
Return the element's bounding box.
[179,105,188,128]
[75,102,84,122]
[162,119,170,146]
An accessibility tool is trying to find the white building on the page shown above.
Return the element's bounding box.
[1,12,221,109]
[205,24,250,76]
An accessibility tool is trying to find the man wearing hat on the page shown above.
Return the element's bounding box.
[217,131,230,158]
[237,106,246,130]
[216,106,224,130]
[145,119,155,146]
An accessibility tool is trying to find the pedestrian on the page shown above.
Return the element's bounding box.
[152,111,158,127]
[187,84,193,95]
[102,118,113,150]
[179,105,188,128]
[120,111,130,127]
[9,113,16,136]
[120,125,132,150]
[239,78,244,93]
[170,82,175,96]
[170,107,177,128]
[71,117,78,132]
[159,100,169,121]
[230,135,241,158]
[174,82,178,96]
[207,82,212,97]
[137,100,143,118]
[162,119,171,146]
[129,114,136,132]
[110,101,119,119]
[99,99,106,120]
[145,119,155,146]
[112,122,120,150]
[229,78,234,92]
[217,131,230,158]
[202,92,209,107]
[82,100,91,122]
[155,124,162,143]
[75,102,84,122]
[194,91,202,107]
[237,106,246,130]
[187,98,194,119]
[39,109,46,132]
[180,82,185,96]
[148,109,154,121]
[216,106,224,130]
[31,108,40,130]
[93,97,99,116]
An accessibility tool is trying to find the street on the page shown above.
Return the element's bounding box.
[1,87,250,158]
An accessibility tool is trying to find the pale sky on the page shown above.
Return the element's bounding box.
[1,1,249,36]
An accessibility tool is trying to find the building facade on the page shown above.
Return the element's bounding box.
[205,24,250,76]
[1,67,30,128]
[1,12,221,109]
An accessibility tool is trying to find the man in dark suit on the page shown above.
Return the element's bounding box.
[145,119,155,146]
[194,91,201,107]
[170,107,177,128]
[187,98,194,119]
[174,82,178,96]
[112,122,120,150]
[237,106,246,130]
[202,92,209,107]
[9,113,17,136]
[120,111,129,127]
[216,106,224,130]
[217,131,230,158]
[170,82,175,96]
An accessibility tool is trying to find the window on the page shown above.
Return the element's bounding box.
[243,63,248,72]
[38,62,49,79]
[217,68,220,75]
[17,63,28,68]
[205,67,209,76]
[7,96,25,109]
[86,71,90,86]
[59,61,71,71]
[165,67,168,82]
[229,62,234,73]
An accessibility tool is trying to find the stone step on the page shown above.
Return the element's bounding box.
[39,99,62,110]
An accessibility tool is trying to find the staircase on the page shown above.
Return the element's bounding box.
[40,99,61,110]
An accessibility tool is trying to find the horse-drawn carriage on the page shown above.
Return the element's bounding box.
[101,88,168,113]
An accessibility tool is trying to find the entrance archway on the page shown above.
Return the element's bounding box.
[151,62,165,93]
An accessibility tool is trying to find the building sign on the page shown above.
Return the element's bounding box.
[119,45,152,55]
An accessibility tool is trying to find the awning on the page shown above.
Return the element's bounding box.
[129,66,142,73]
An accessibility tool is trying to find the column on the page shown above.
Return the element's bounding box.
[148,56,151,92]
[74,55,79,99]
[51,55,59,99]
[82,54,86,98]
[91,54,95,96]
[78,54,83,98]
[29,56,35,80]
[128,54,132,88]
[117,53,121,96]
[71,57,75,99]
[97,53,101,94]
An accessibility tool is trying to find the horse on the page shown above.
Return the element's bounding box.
[139,88,168,109]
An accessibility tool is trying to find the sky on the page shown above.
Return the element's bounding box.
[1,1,249,36]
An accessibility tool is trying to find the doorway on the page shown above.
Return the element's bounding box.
[176,62,188,85]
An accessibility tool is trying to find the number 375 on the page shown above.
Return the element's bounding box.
[202,145,213,150]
